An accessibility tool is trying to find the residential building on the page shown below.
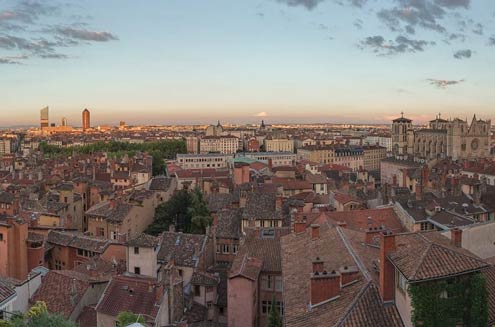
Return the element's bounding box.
[200,136,238,154]
[236,152,296,167]
[264,138,294,153]
[363,145,387,171]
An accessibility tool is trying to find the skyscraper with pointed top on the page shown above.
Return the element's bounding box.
[82,108,90,131]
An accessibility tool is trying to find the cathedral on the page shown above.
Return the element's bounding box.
[392,113,491,161]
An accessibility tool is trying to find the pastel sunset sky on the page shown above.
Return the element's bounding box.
[1,0,494,126]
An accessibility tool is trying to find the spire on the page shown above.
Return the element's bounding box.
[401,111,404,118]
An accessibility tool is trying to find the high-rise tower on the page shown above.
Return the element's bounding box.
[82,109,90,131]
[40,106,49,129]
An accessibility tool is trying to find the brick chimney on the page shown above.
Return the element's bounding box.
[311,224,320,239]
[415,182,423,201]
[379,231,396,303]
[312,257,324,273]
[310,270,341,306]
[451,228,462,248]
[339,265,359,287]
[294,221,306,233]
[365,226,383,246]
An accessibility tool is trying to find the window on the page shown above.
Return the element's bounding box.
[275,276,283,292]
[232,244,238,255]
[55,260,63,270]
[261,275,273,290]
[134,247,139,255]
[221,244,230,254]
[96,227,105,237]
[194,285,201,296]
[0,233,3,241]
[134,267,141,275]
[111,231,118,240]
[216,244,221,254]
[397,271,407,292]
[262,300,270,314]
[420,222,430,231]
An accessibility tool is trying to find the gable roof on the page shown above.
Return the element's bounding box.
[389,232,488,282]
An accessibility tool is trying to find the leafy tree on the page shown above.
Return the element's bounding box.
[2,301,75,327]
[268,295,282,327]
[146,188,211,235]
[116,311,145,326]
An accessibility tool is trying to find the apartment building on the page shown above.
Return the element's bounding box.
[200,136,239,154]
[236,152,296,167]
[298,145,364,171]
[264,138,294,153]
[362,145,387,171]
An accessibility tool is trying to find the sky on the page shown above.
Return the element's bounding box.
[1,0,494,126]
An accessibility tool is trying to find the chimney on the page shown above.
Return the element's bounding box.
[311,224,320,239]
[365,226,383,246]
[415,182,423,201]
[339,265,359,287]
[212,213,218,226]
[268,158,273,170]
[294,221,306,233]
[155,283,164,303]
[312,257,324,273]
[451,228,462,248]
[310,270,341,306]
[379,231,396,303]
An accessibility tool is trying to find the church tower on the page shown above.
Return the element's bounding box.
[391,112,413,155]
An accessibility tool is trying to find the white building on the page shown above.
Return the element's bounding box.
[236,152,296,167]
[264,138,294,153]
[177,153,234,169]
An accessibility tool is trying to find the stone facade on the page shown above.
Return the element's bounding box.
[392,114,491,160]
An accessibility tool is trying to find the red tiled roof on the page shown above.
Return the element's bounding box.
[325,208,405,233]
[389,232,489,282]
[30,270,90,318]
[229,254,263,281]
[96,275,161,319]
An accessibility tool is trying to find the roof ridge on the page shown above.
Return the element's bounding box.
[334,281,374,327]
[410,234,432,281]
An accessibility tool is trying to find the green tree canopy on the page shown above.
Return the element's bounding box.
[116,311,145,326]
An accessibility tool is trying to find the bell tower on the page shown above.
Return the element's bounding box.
[391,112,413,155]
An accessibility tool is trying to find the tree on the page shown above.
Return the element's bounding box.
[146,188,211,235]
[268,295,282,327]
[116,311,145,326]
[2,301,76,327]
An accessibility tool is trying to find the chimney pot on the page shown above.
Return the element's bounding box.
[311,224,320,239]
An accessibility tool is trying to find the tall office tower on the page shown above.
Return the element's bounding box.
[61,117,68,126]
[82,108,90,131]
[40,106,49,129]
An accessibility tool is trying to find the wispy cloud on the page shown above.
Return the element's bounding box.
[453,49,472,59]
[359,35,432,55]
[277,0,325,10]
[0,1,118,64]
[427,78,465,89]
[489,36,495,46]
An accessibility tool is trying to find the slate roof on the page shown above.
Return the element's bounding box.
[95,275,161,319]
[157,232,207,268]
[30,270,90,318]
[389,231,489,282]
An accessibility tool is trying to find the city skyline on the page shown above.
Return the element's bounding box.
[1,0,495,126]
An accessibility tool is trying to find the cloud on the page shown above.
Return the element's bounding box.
[489,36,495,46]
[277,0,325,10]
[56,27,118,42]
[377,0,471,35]
[0,1,117,64]
[427,78,465,88]
[453,49,471,59]
[354,19,363,29]
[255,112,268,117]
[472,23,483,35]
[359,35,431,55]
[0,54,28,64]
